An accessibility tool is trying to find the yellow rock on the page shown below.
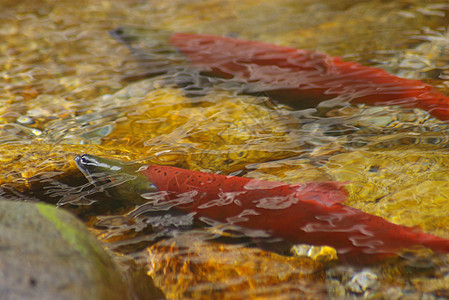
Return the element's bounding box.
[324,146,449,237]
[184,93,302,173]
[99,87,192,166]
[102,88,302,173]
[245,158,332,184]
[147,231,326,299]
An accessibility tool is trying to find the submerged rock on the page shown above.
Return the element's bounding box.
[0,200,131,300]
[99,87,303,173]
[324,249,449,299]
[382,28,449,80]
[245,157,333,184]
[291,244,338,263]
[324,145,449,237]
[346,270,378,294]
[147,230,326,299]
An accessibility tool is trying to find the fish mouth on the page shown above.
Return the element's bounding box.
[75,154,123,181]
[75,154,96,182]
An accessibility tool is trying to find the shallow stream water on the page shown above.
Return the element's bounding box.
[2,0,449,299]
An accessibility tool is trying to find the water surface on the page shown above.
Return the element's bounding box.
[1,0,449,298]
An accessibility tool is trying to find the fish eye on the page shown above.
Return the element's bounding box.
[115,28,124,35]
[144,183,158,193]
[75,154,98,167]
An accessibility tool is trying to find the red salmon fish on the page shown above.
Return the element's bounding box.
[169,33,449,121]
[75,154,449,264]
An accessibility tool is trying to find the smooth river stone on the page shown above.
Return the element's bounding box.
[0,200,132,300]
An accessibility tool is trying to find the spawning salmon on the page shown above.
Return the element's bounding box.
[167,32,449,121]
[75,154,449,264]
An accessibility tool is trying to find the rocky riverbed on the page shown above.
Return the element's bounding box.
[1,0,449,299]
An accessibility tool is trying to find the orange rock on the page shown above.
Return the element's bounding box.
[147,231,326,299]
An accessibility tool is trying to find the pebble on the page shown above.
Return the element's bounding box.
[17,115,35,125]
[291,244,338,262]
[346,269,378,294]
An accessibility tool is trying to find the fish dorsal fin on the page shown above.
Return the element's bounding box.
[295,181,349,207]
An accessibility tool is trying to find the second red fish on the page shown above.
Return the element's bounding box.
[170,33,449,122]
[76,154,449,264]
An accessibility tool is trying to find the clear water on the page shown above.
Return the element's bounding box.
[1,0,449,298]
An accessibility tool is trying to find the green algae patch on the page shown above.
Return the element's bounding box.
[37,203,105,259]
[36,203,132,300]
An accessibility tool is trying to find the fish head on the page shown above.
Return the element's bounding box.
[109,26,140,44]
[109,26,175,54]
[75,154,157,204]
[109,26,187,81]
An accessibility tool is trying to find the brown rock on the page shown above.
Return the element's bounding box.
[147,231,326,299]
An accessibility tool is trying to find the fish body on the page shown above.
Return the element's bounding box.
[169,33,449,121]
[76,155,449,264]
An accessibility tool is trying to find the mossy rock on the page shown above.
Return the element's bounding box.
[0,200,132,299]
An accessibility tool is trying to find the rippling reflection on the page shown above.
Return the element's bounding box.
[72,155,449,268]
[2,0,449,299]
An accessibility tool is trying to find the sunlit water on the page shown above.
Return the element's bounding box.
[1,0,449,299]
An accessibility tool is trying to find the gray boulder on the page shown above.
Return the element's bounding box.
[0,200,132,300]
